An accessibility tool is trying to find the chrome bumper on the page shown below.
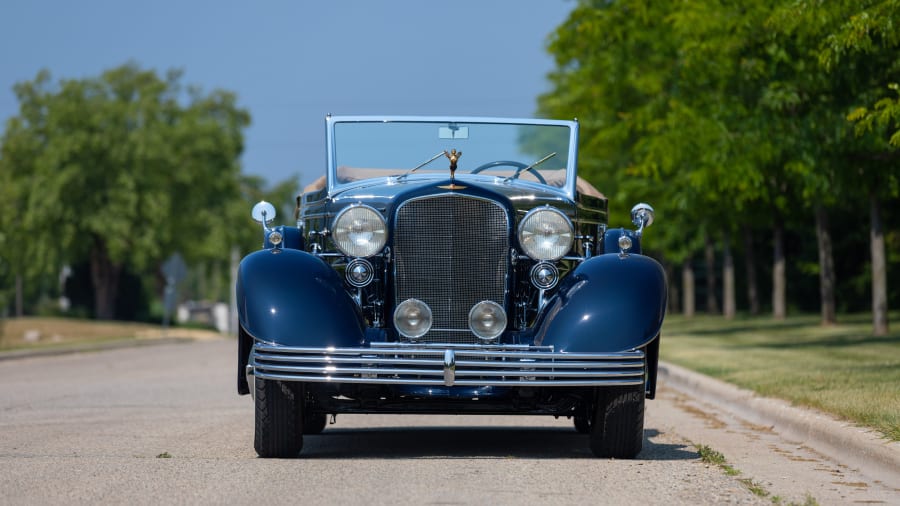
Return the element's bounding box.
[248,342,646,387]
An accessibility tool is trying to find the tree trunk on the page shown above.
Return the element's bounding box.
[773,215,786,320]
[704,233,719,314]
[90,238,122,320]
[870,192,889,336]
[229,246,240,335]
[815,204,836,325]
[723,231,736,320]
[15,274,23,317]
[682,258,695,318]
[665,262,680,314]
[742,225,760,315]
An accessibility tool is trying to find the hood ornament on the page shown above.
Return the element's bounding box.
[443,149,462,181]
[439,149,466,190]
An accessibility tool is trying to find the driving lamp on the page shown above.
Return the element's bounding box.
[468,300,507,341]
[394,299,432,339]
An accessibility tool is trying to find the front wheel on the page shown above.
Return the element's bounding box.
[303,412,328,435]
[589,385,645,458]
[254,378,303,457]
[573,416,591,434]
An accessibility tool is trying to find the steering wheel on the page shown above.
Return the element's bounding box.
[470,160,547,185]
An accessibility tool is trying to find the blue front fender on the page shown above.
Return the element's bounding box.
[532,253,667,352]
[236,249,366,347]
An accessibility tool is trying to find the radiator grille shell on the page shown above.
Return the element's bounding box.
[394,194,509,344]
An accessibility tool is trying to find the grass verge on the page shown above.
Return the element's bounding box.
[0,316,223,351]
[662,312,900,442]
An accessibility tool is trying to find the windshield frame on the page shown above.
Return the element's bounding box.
[325,116,579,198]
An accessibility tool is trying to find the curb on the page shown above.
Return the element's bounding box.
[659,360,900,486]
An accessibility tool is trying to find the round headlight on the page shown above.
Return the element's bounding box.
[333,205,387,257]
[468,300,507,341]
[517,207,574,261]
[394,299,432,339]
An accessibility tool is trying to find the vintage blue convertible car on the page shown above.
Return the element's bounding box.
[237,116,666,458]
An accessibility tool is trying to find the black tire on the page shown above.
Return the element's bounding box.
[254,378,303,457]
[574,416,591,434]
[589,385,645,458]
[303,412,328,435]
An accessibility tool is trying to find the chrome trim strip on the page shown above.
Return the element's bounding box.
[253,353,639,369]
[370,342,548,350]
[250,343,645,387]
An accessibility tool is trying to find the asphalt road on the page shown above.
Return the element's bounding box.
[0,339,896,505]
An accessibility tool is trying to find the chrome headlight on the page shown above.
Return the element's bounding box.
[333,205,387,257]
[517,207,574,261]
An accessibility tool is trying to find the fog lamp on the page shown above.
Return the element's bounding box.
[468,300,507,341]
[346,258,374,287]
[394,299,432,339]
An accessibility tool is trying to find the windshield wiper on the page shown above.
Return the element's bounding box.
[503,152,557,182]
[394,151,445,181]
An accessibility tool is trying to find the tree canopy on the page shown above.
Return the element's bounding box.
[0,63,295,320]
[540,0,899,333]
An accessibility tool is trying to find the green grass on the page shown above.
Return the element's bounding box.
[697,444,739,475]
[662,312,900,441]
[696,444,821,505]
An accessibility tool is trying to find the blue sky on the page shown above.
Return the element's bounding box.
[0,0,575,188]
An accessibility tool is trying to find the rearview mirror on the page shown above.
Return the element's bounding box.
[439,124,469,139]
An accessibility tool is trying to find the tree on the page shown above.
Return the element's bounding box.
[0,162,16,317]
[540,0,779,318]
[0,64,251,319]
[770,0,900,334]
[540,0,898,332]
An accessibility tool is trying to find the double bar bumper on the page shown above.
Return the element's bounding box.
[248,342,646,387]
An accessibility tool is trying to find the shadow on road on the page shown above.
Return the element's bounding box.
[297,426,698,460]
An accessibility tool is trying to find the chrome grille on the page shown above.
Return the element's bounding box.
[394,195,509,344]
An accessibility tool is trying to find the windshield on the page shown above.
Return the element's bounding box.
[329,118,575,192]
